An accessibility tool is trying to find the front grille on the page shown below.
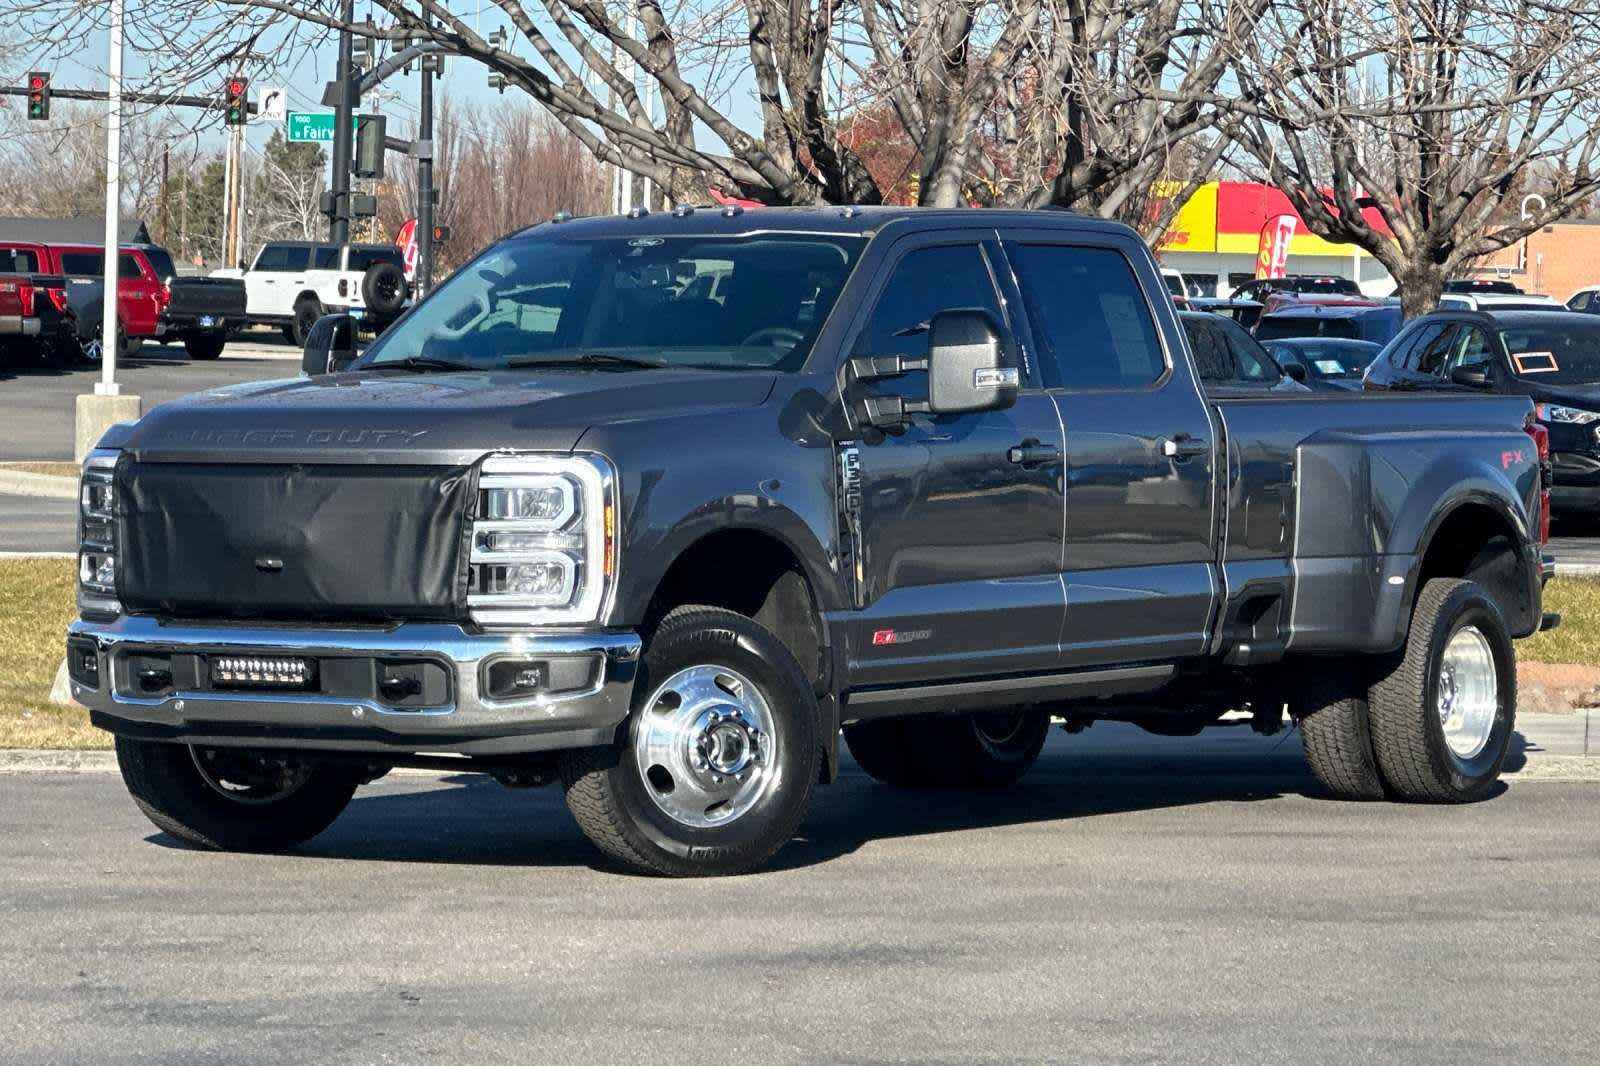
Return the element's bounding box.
[115,461,475,622]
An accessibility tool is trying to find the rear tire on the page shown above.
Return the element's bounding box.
[183,332,226,361]
[281,324,299,346]
[1367,578,1516,803]
[1296,662,1386,799]
[844,709,1051,788]
[560,606,819,876]
[115,737,358,851]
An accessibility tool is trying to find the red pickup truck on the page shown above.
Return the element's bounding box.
[0,252,75,367]
[0,241,244,361]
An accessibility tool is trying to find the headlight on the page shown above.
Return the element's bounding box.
[77,450,121,616]
[467,454,616,627]
[1536,403,1600,425]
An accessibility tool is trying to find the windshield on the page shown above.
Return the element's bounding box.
[1501,320,1600,385]
[360,233,865,373]
[1265,340,1374,378]
[1254,316,1359,342]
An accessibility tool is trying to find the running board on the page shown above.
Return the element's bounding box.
[844,664,1175,720]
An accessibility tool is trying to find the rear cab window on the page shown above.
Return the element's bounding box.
[1005,242,1165,390]
[346,247,403,273]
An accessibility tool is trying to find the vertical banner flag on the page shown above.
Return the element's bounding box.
[395,218,419,281]
[1255,213,1298,279]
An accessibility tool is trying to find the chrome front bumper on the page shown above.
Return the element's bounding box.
[67,615,641,756]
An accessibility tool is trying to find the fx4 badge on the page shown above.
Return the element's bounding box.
[872,628,932,646]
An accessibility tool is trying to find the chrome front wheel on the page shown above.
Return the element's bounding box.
[632,665,779,829]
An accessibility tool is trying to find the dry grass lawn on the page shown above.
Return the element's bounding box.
[0,562,1596,750]
[0,461,80,479]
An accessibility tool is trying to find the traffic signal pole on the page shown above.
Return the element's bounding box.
[328,0,356,245]
[417,15,435,296]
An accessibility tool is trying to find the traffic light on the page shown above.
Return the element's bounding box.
[26,72,49,121]
[431,225,450,244]
[351,20,377,69]
[224,77,248,125]
[354,113,386,178]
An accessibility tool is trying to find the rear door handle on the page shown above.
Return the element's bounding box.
[1160,435,1209,460]
[1007,439,1062,466]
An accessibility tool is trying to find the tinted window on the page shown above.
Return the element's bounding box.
[313,246,338,270]
[254,244,290,271]
[1567,292,1590,311]
[1255,315,1361,342]
[1183,317,1233,382]
[60,252,102,276]
[1289,277,1360,295]
[0,248,40,272]
[347,247,403,272]
[143,247,178,280]
[1446,327,1496,375]
[1414,324,1461,377]
[1221,319,1280,381]
[1500,319,1600,385]
[1164,273,1185,297]
[856,244,1001,360]
[280,245,311,271]
[118,254,144,280]
[1008,243,1165,389]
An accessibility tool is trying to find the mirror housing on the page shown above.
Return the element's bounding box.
[1450,366,1491,389]
[1282,362,1307,383]
[300,314,359,376]
[924,308,1018,415]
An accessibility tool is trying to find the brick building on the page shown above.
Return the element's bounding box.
[1471,220,1600,302]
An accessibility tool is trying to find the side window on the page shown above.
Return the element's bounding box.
[1223,321,1281,382]
[254,245,289,272]
[118,254,144,280]
[280,245,311,272]
[854,243,1002,361]
[1184,318,1233,383]
[60,252,102,276]
[313,246,339,270]
[1007,243,1165,389]
[1446,327,1496,374]
[1387,323,1443,371]
[1414,324,1461,377]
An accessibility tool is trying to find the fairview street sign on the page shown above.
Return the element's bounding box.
[286,112,356,142]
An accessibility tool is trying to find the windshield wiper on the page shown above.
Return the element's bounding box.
[366,356,479,373]
[504,353,669,370]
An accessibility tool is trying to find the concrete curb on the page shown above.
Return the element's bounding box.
[1555,562,1600,577]
[0,469,76,500]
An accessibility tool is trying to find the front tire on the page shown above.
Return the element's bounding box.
[560,606,819,876]
[115,737,358,851]
[1367,578,1516,802]
[844,709,1051,788]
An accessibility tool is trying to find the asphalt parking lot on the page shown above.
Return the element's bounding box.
[2,729,1596,1065]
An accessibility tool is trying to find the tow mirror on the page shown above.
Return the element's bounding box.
[1450,366,1491,389]
[924,308,1019,415]
[301,313,359,376]
[848,308,1018,427]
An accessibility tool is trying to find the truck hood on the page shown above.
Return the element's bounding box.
[1521,381,1600,409]
[121,367,779,463]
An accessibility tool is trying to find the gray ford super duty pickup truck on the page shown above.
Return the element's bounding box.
[68,207,1556,876]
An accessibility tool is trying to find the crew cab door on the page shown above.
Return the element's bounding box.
[999,233,1220,668]
[840,233,1067,687]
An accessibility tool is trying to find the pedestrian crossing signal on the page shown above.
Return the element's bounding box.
[27,72,49,120]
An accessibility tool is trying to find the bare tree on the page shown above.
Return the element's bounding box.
[9,1,1261,220]
[1231,0,1600,315]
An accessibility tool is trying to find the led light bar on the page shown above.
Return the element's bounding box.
[211,656,315,688]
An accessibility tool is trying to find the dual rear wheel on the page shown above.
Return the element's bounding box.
[1299,578,1517,802]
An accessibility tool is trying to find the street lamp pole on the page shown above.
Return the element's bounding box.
[97,0,124,398]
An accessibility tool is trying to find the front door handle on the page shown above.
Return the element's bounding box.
[1007,439,1062,466]
[1160,435,1209,460]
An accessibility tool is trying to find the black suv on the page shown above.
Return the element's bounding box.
[1363,308,1600,512]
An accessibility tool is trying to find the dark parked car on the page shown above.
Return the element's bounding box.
[1179,310,1309,392]
[1444,278,1522,295]
[1254,301,1404,346]
[1361,308,1600,513]
[70,207,1553,876]
[1188,297,1265,329]
[1230,274,1361,301]
[1260,337,1381,391]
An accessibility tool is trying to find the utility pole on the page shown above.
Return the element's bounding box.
[417,13,436,296]
[159,143,169,246]
[224,119,244,267]
[328,0,356,245]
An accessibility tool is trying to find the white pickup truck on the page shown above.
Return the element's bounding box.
[215,241,409,345]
